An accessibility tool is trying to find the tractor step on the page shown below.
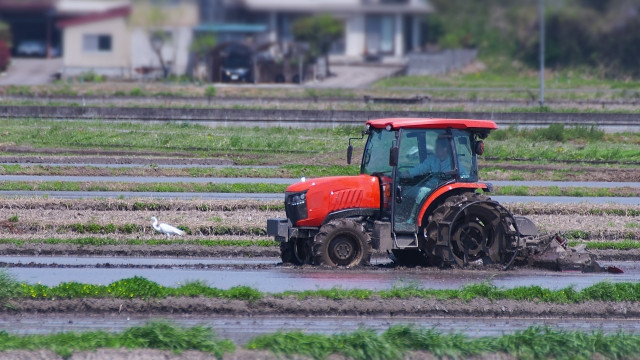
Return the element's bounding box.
[394,233,418,248]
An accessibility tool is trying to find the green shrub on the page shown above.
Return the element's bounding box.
[78,71,104,83]
[129,87,144,96]
[205,85,216,98]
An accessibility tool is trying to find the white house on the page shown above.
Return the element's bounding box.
[200,0,433,63]
[57,3,132,78]
[57,0,198,79]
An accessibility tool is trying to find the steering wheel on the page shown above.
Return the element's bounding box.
[400,171,435,186]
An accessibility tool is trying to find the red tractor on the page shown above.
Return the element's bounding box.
[267,118,602,271]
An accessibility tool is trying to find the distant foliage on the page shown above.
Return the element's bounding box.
[0,40,9,72]
[0,21,11,46]
[428,0,640,78]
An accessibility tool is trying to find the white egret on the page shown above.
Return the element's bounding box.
[151,216,185,239]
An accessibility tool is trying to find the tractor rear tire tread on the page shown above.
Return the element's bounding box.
[424,192,495,266]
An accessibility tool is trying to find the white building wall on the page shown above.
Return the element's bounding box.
[344,13,364,57]
[394,13,403,58]
[130,26,193,78]
[61,16,130,77]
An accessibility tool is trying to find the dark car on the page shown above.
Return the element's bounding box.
[221,52,252,83]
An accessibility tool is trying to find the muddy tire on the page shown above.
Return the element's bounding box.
[425,192,519,268]
[280,238,312,265]
[280,242,297,264]
[313,219,371,267]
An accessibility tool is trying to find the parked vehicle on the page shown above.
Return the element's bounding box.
[16,40,47,57]
[220,52,252,83]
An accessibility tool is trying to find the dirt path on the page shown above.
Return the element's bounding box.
[3,296,639,319]
[0,198,637,241]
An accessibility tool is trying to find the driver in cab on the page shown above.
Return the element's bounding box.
[400,137,452,179]
[398,137,453,225]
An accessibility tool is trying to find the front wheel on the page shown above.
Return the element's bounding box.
[313,219,371,267]
[280,238,312,265]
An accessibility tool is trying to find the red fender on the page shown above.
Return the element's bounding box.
[416,183,489,227]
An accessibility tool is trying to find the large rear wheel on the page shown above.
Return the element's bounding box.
[313,219,371,267]
[425,193,519,269]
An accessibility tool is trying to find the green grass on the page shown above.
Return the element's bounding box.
[19,276,263,301]
[374,64,640,93]
[0,181,288,193]
[0,163,358,178]
[0,119,638,166]
[248,325,640,360]
[567,240,640,251]
[2,180,636,197]
[0,321,234,358]
[57,222,267,236]
[3,322,640,360]
[485,125,640,163]
[0,237,278,247]
[492,185,640,197]
[277,282,640,303]
[13,276,640,304]
[0,119,361,164]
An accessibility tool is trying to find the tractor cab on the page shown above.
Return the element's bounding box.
[358,119,493,238]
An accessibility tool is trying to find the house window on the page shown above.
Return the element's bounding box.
[83,34,112,52]
[365,15,394,55]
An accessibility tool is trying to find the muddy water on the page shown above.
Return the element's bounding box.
[3,256,636,291]
[3,314,640,344]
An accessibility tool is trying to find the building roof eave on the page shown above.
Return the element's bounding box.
[56,5,131,28]
[238,0,433,15]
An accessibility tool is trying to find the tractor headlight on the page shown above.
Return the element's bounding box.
[285,191,308,225]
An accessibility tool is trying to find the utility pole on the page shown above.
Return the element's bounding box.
[539,0,545,107]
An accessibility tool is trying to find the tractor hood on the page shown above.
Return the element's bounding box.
[285,175,381,227]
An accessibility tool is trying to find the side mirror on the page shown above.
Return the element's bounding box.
[474,141,485,155]
[347,145,354,165]
[389,146,399,167]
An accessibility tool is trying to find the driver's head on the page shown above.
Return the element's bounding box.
[435,138,450,160]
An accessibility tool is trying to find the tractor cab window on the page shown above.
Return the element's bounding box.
[362,128,396,175]
[393,129,454,232]
[452,130,478,182]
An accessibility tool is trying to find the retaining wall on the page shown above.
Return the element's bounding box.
[1,106,639,131]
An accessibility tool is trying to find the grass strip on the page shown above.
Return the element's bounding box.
[5,273,640,303]
[248,325,640,360]
[568,240,640,250]
[1,119,639,164]
[17,276,263,301]
[0,321,234,358]
[57,223,267,236]
[0,164,358,178]
[2,322,640,360]
[492,185,640,197]
[278,282,640,303]
[0,237,278,247]
[0,181,288,193]
[1,181,639,197]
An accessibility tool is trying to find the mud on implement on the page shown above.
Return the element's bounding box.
[267,118,616,273]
